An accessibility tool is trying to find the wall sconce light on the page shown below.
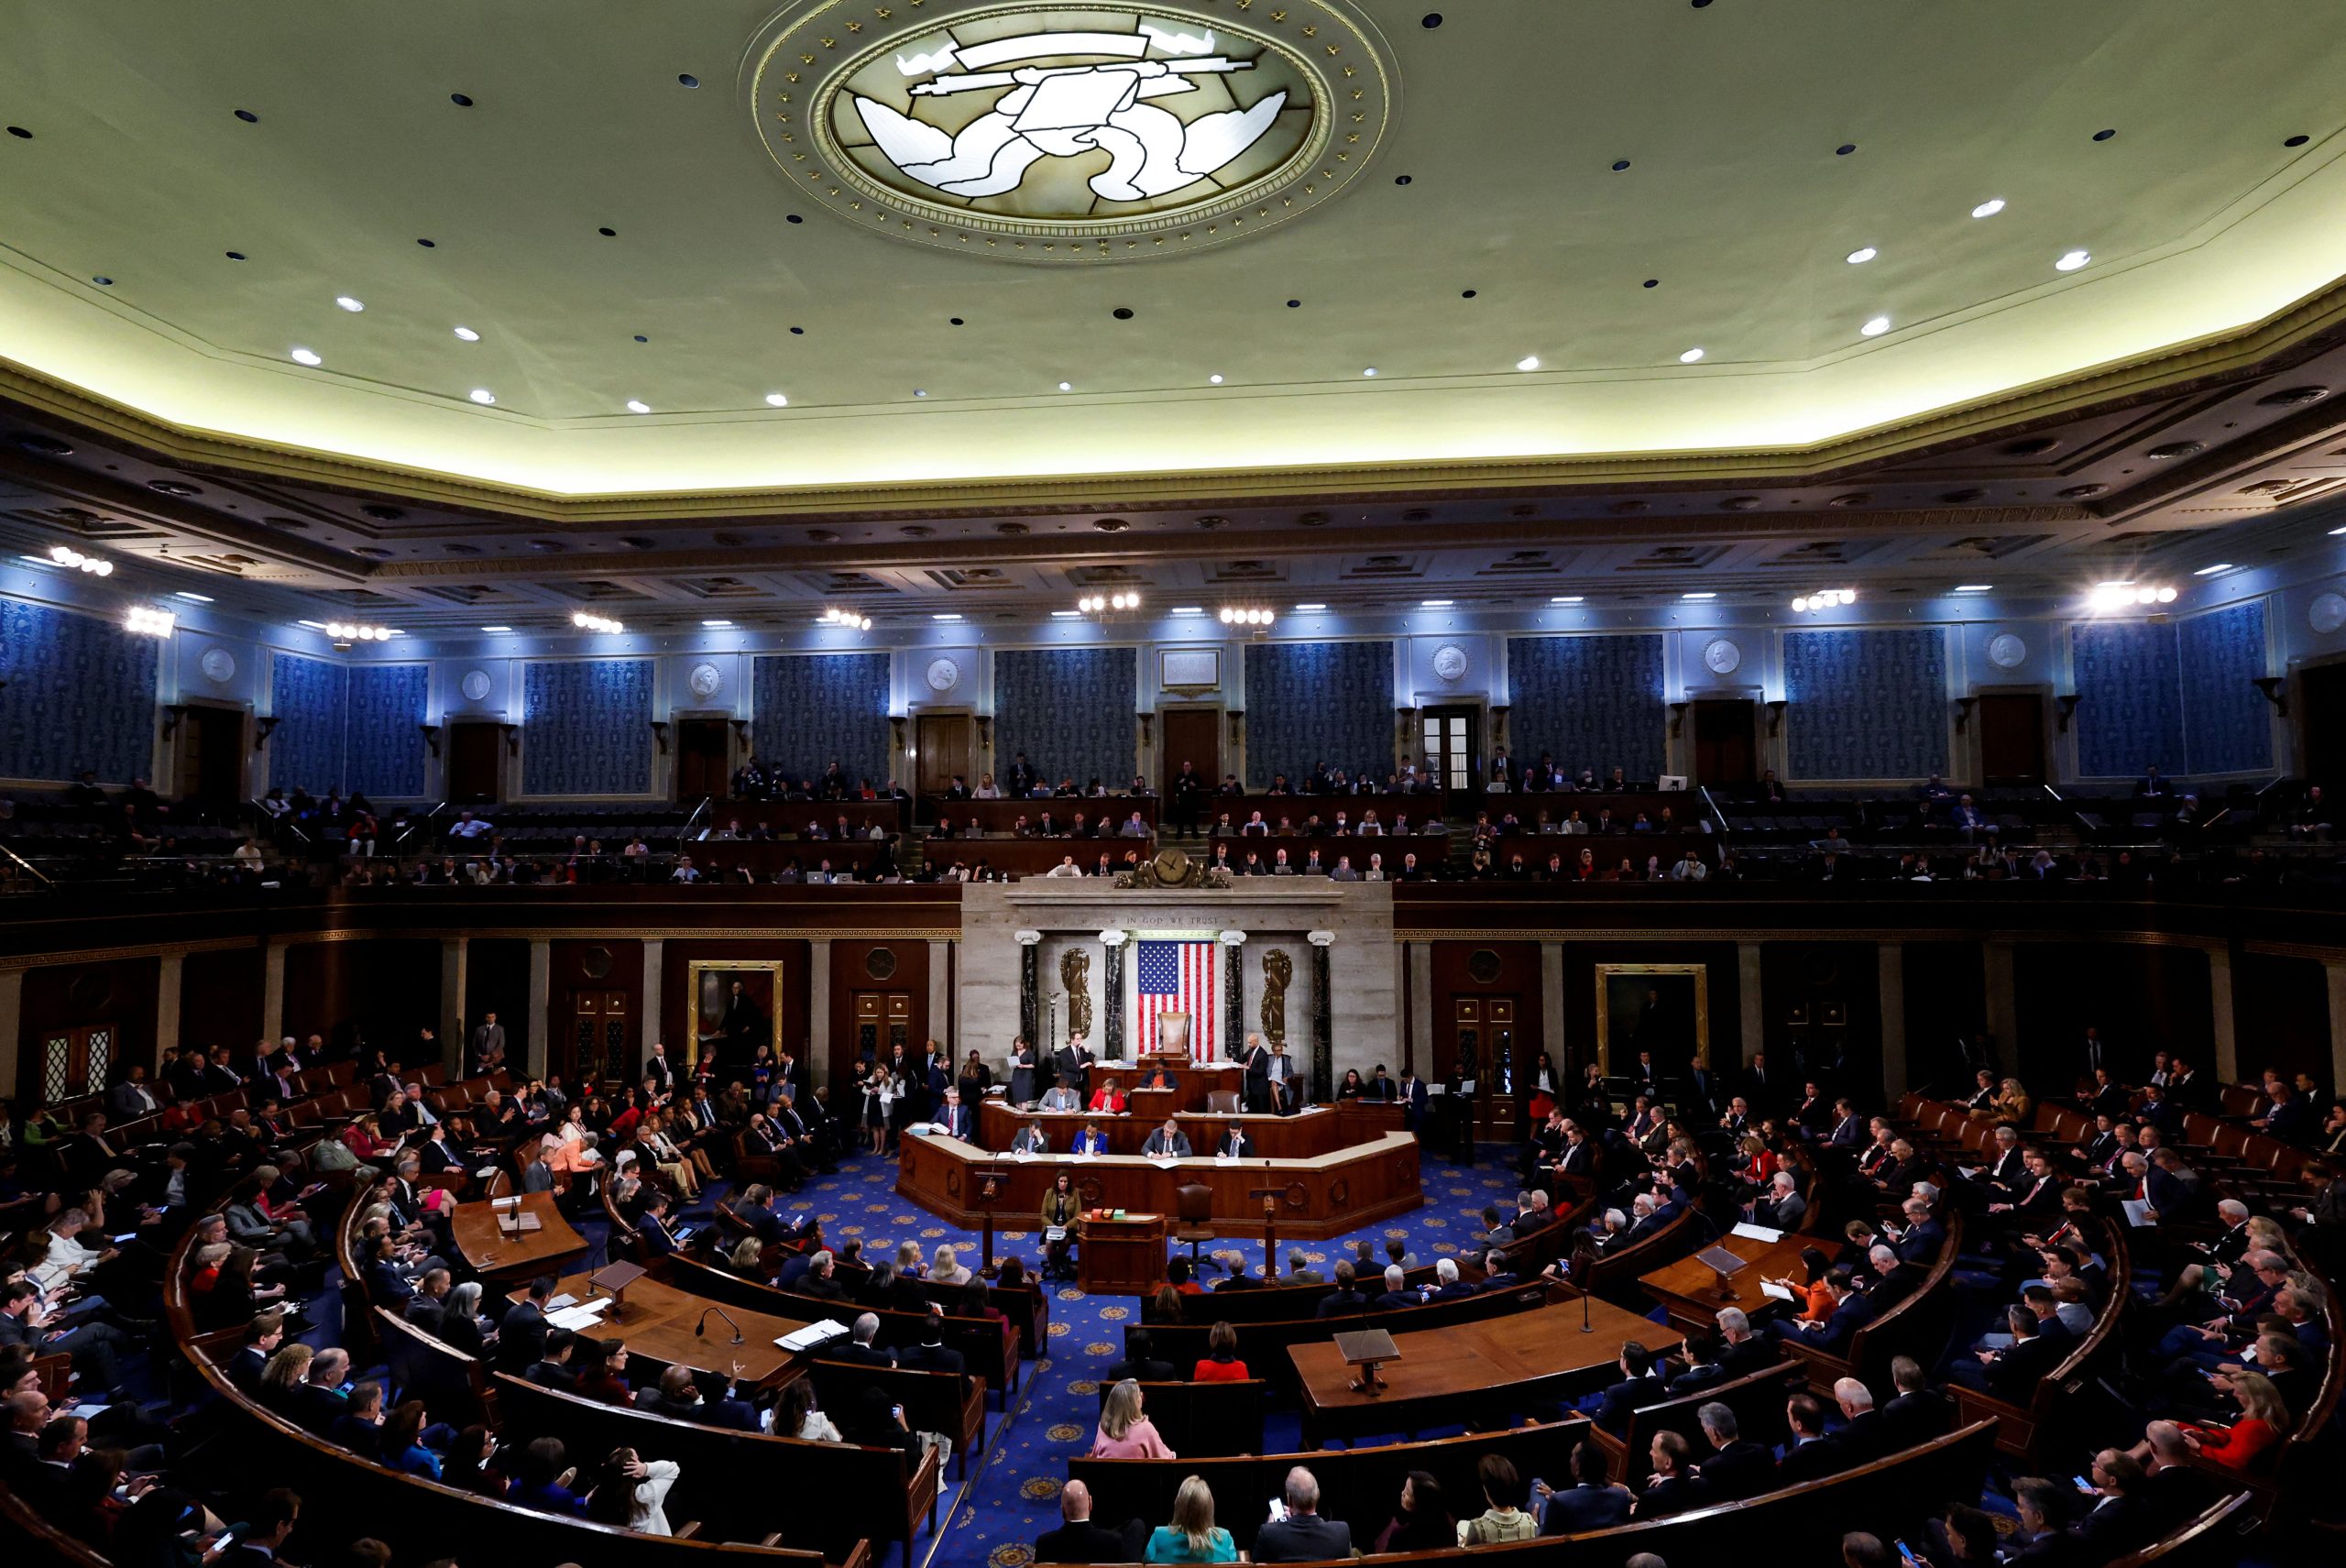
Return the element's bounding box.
[650,720,672,755]
[1762,699,1789,738]
[2251,676,2287,716]
[499,723,521,757]
[252,716,281,751]
[160,705,189,740]
[1952,696,1979,735]
[419,723,443,758]
[2055,695,2081,733]
[1666,702,1691,740]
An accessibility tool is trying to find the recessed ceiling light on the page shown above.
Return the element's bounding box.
[2330,524,2346,536]
[1679,347,1705,364]
[678,73,700,89]
[701,618,733,627]
[1058,381,1072,391]
[334,295,365,313]
[1859,315,1891,337]
[468,389,495,404]
[625,400,652,413]
[1295,602,1327,611]
[1172,606,1204,615]
[1845,247,1877,265]
[481,625,513,632]
[297,620,325,630]
[1363,367,1377,377]
[1209,374,1224,385]
[175,591,214,602]
[1971,198,2006,218]
[1420,598,1453,608]
[1551,596,1584,604]
[2192,563,2233,576]
[1954,585,1993,593]
[1516,356,1540,372]
[453,325,480,341]
[932,613,963,622]
[1683,591,1717,600]
[765,392,789,407]
[914,389,927,398]
[2055,249,2091,272]
[1050,610,1080,619]
[290,347,322,366]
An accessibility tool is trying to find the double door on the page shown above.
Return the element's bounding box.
[1453,995,1520,1137]
[565,990,630,1090]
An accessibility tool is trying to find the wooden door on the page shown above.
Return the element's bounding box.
[1979,693,2047,785]
[1453,996,1519,1136]
[177,704,246,813]
[850,992,914,1080]
[565,990,630,1090]
[675,719,731,801]
[2300,663,2346,788]
[1159,707,1221,799]
[35,1023,116,1108]
[447,722,503,802]
[1420,706,1481,806]
[915,714,970,795]
[1693,699,1757,786]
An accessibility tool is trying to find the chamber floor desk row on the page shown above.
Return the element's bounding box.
[894,1128,1423,1242]
[975,1101,1403,1158]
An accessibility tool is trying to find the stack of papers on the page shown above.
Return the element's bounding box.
[1731,1222,1784,1243]
[548,1299,614,1332]
[777,1320,850,1352]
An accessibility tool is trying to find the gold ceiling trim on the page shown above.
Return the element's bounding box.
[0,935,257,973]
[268,926,962,945]
[2241,938,2346,962]
[5,266,2346,523]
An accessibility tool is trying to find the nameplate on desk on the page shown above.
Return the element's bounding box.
[1730,1222,1783,1243]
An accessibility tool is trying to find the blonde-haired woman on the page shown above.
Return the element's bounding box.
[1144,1475,1234,1563]
[256,1342,315,1412]
[1970,1077,2031,1124]
[638,1111,699,1200]
[1090,1379,1176,1459]
[930,1244,973,1288]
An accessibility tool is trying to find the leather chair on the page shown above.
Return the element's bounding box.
[1204,1090,1243,1114]
[1173,1182,1218,1272]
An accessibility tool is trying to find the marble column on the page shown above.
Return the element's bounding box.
[926,939,951,1056]
[440,938,469,1077]
[1308,930,1334,1094]
[640,938,663,1070]
[0,968,23,1099]
[1737,942,1765,1067]
[1407,941,1433,1077]
[1879,943,1908,1099]
[1218,930,1247,1061]
[2327,959,2346,1096]
[261,939,287,1046]
[525,938,551,1078]
[1102,929,1128,1061]
[2208,947,2238,1083]
[1983,940,2017,1062]
[1015,931,1041,1049]
[808,938,835,1069]
[1540,941,1565,1070]
[156,953,185,1061]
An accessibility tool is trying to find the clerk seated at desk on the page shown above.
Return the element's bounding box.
[1089,1079,1129,1115]
[1138,1063,1181,1091]
[1215,1122,1257,1160]
[1072,1121,1111,1156]
[1039,1081,1082,1113]
[1011,1119,1050,1155]
[1144,1118,1194,1157]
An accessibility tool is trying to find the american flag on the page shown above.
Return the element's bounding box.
[1135,939,1217,1058]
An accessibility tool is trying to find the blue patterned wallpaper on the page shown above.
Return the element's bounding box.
[1784,628,1950,781]
[1244,641,1396,786]
[345,663,430,798]
[2177,601,2271,776]
[0,599,159,784]
[1505,634,1666,781]
[751,652,891,787]
[522,658,654,796]
[268,652,349,795]
[2072,621,2182,780]
[996,647,1136,790]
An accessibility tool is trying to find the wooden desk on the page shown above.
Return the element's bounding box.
[897,1129,1421,1240]
[1288,1294,1676,1447]
[517,1270,808,1391]
[1078,1213,1167,1295]
[978,1101,1403,1158]
[1640,1234,1822,1334]
[450,1192,589,1284]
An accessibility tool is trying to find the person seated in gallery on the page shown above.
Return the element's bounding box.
[1089,1079,1128,1114]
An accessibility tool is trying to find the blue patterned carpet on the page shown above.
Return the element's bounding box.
[784,1140,1527,1568]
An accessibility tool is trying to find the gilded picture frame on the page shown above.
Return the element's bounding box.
[1593,962,1711,1074]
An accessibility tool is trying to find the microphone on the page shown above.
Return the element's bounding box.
[695,1306,744,1345]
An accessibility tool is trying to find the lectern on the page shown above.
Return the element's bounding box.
[1079,1212,1167,1294]
[1333,1328,1398,1395]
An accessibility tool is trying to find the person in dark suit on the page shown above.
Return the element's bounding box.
[1774,1268,1875,1352]
[1215,1122,1257,1160]
[1828,1377,1888,1464]
[1716,1308,1776,1377]
[1370,1265,1417,1312]
[1632,1431,1710,1519]
[1053,1036,1095,1103]
[1591,1342,1667,1435]
[2073,1452,2159,1563]
[1878,1357,1955,1449]
[1773,1394,1846,1485]
[831,1314,897,1367]
[1663,1332,1728,1398]
[901,1309,966,1375]
[1242,1033,1275,1113]
[1429,1257,1477,1300]
[1313,1262,1373,1317]
[1254,1467,1353,1563]
[523,1330,578,1390]
[1397,1069,1430,1135]
[2008,1481,2091,1568]
[934,1089,975,1141]
[1536,1440,1634,1535]
[1142,1119,1192,1157]
[218,1487,301,1566]
[1692,1403,1775,1501]
[696,1374,762,1433]
[1102,1329,1177,1385]
[1035,1479,1148,1564]
[1948,1303,2066,1397]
